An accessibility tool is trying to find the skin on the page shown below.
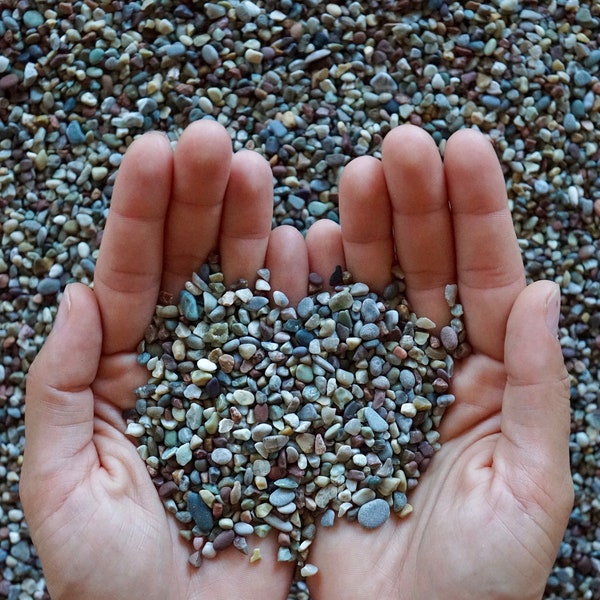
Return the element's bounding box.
[20,121,572,600]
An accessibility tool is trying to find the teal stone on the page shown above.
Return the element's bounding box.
[180,290,199,320]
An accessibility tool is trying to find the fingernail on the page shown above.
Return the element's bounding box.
[545,283,561,336]
[53,285,72,331]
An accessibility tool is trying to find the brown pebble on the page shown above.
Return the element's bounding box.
[212,529,235,552]
[254,403,269,423]
[158,481,179,497]
[218,354,235,373]
[0,73,19,89]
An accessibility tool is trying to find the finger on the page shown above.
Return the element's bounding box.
[305,219,345,289]
[382,125,455,328]
[162,120,233,295]
[219,151,273,286]
[444,129,525,360]
[266,225,309,305]
[94,132,173,355]
[498,281,573,524]
[339,156,395,294]
[23,284,101,481]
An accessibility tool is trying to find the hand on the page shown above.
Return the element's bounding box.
[20,120,306,600]
[304,125,573,600]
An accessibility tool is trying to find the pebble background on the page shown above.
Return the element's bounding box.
[0,1,598,599]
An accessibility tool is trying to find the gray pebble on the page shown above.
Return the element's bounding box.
[357,498,391,529]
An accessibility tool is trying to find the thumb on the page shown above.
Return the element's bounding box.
[500,280,572,511]
[23,283,102,482]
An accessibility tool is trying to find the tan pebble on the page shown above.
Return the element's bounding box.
[250,548,262,563]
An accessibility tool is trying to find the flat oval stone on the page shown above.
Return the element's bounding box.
[212,529,235,551]
[233,389,255,405]
[440,326,459,352]
[233,522,254,536]
[357,498,390,529]
[399,369,416,389]
[211,448,233,465]
[269,488,296,507]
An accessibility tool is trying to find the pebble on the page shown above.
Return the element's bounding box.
[357,499,391,529]
[66,120,86,145]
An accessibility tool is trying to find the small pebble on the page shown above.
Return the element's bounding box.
[357,498,391,529]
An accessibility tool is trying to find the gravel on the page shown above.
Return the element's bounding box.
[0,1,599,599]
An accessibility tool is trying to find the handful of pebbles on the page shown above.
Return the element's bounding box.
[126,257,468,572]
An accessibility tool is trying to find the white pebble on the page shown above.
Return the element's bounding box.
[125,423,145,437]
[196,358,217,372]
[300,563,319,577]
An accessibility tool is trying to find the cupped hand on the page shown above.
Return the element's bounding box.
[304,125,573,600]
[20,120,304,600]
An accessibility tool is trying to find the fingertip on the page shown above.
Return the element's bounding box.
[305,218,344,288]
[444,129,500,192]
[383,122,436,151]
[505,280,568,388]
[119,131,174,193]
[266,225,308,305]
[177,118,232,156]
[30,283,102,393]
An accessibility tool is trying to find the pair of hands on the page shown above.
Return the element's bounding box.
[20,121,572,600]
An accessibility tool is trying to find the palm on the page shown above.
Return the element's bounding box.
[22,121,300,600]
[305,126,572,600]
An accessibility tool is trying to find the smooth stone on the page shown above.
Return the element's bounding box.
[357,498,391,529]
[211,448,233,465]
[38,278,61,295]
[360,298,380,323]
[187,492,214,533]
[212,529,235,551]
[23,10,44,28]
[264,513,293,533]
[370,72,398,93]
[364,407,389,433]
[298,403,319,420]
[359,323,380,341]
[202,44,220,65]
[296,364,314,383]
[328,289,353,311]
[234,522,254,536]
[66,120,86,144]
[320,509,335,527]
[399,369,416,389]
[180,290,199,320]
[297,296,315,318]
[269,488,296,507]
[176,443,193,466]
[440,326,458,352]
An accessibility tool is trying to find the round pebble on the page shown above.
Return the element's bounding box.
[357,499,391,529]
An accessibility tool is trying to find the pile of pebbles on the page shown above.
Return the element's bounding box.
[0,1,598,599]
[126,260,465,571]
